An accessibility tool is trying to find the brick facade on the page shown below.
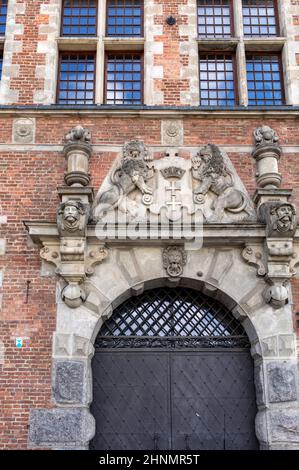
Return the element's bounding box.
[0,0,299,449]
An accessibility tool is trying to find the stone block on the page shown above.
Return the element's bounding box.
[261,336,278,357]
[0,239,6,255]
[53,360,88,405]
[161,120,184,146]
[254,363,265,406]
[29,408,95,448]
[12,117,35,144]
[278,334,296,357]
[270,409,299,443]
[266,361,298,403]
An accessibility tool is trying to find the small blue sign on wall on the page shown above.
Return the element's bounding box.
[16,338,23,348]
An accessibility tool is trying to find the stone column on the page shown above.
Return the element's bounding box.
[252,125,282,190]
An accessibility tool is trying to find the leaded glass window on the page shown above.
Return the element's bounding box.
[199,53,236,106]
[197,0,233,38]
[0,0,7,36]
[242,0,279,37]
[246,54,284,105]
[105,53,142,104]
[107,0,143,37]
[57,53,95,104]
[61,0,97,36]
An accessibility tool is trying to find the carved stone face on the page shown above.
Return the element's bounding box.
[167,252,184,277]
[63,204,80,226]
[275,205,294,232]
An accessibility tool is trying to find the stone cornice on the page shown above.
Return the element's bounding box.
[1,106,299,119]
[24,221,272,245]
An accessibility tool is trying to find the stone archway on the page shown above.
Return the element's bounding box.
[28,244,299,450]
[90,285,259,450]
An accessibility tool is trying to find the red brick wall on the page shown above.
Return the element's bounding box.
[0,115,299,448]
[0,0,298,452]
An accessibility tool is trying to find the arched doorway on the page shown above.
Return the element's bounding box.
[90,287,258,450]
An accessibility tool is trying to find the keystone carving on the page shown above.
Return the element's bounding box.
[94,140,154,219]
[162,246,187,278]
[192,144,255,222]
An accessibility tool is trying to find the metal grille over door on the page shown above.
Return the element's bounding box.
[96,287,250,349]
[90,287,258,450]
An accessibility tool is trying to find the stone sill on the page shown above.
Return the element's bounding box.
[197,38,239,52]
[1,105,299,118]
[103,37,144,51]
[244,38,286,52]
[197,37,286,52]
[57,37,98,51]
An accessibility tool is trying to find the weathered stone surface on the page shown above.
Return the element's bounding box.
[29,408,95,447]
[53,360,85,404]
[267,361,298,403]
[161,120,183,146]
[270,409,299,443]
[255,410,268,445]
[254,363,265,406]
[12,117,35,144]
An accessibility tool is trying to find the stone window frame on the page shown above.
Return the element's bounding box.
[197,0,296,106]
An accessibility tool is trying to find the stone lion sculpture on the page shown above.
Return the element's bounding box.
[192,144,254,222]
[93,140,153,219]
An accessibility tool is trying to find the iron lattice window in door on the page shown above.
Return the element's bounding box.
[96,287,250,349]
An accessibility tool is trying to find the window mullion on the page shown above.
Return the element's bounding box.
[236,41,248,106]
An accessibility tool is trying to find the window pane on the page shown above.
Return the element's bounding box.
[197,0,232,38]
[57,53,95,104]
[61,0,97,36]
[246,54,283,105]
[242,1,278,37]
[107,0,142,37]
[199,54,236,106]
[0,0,7,36]
[105,54,142,104]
